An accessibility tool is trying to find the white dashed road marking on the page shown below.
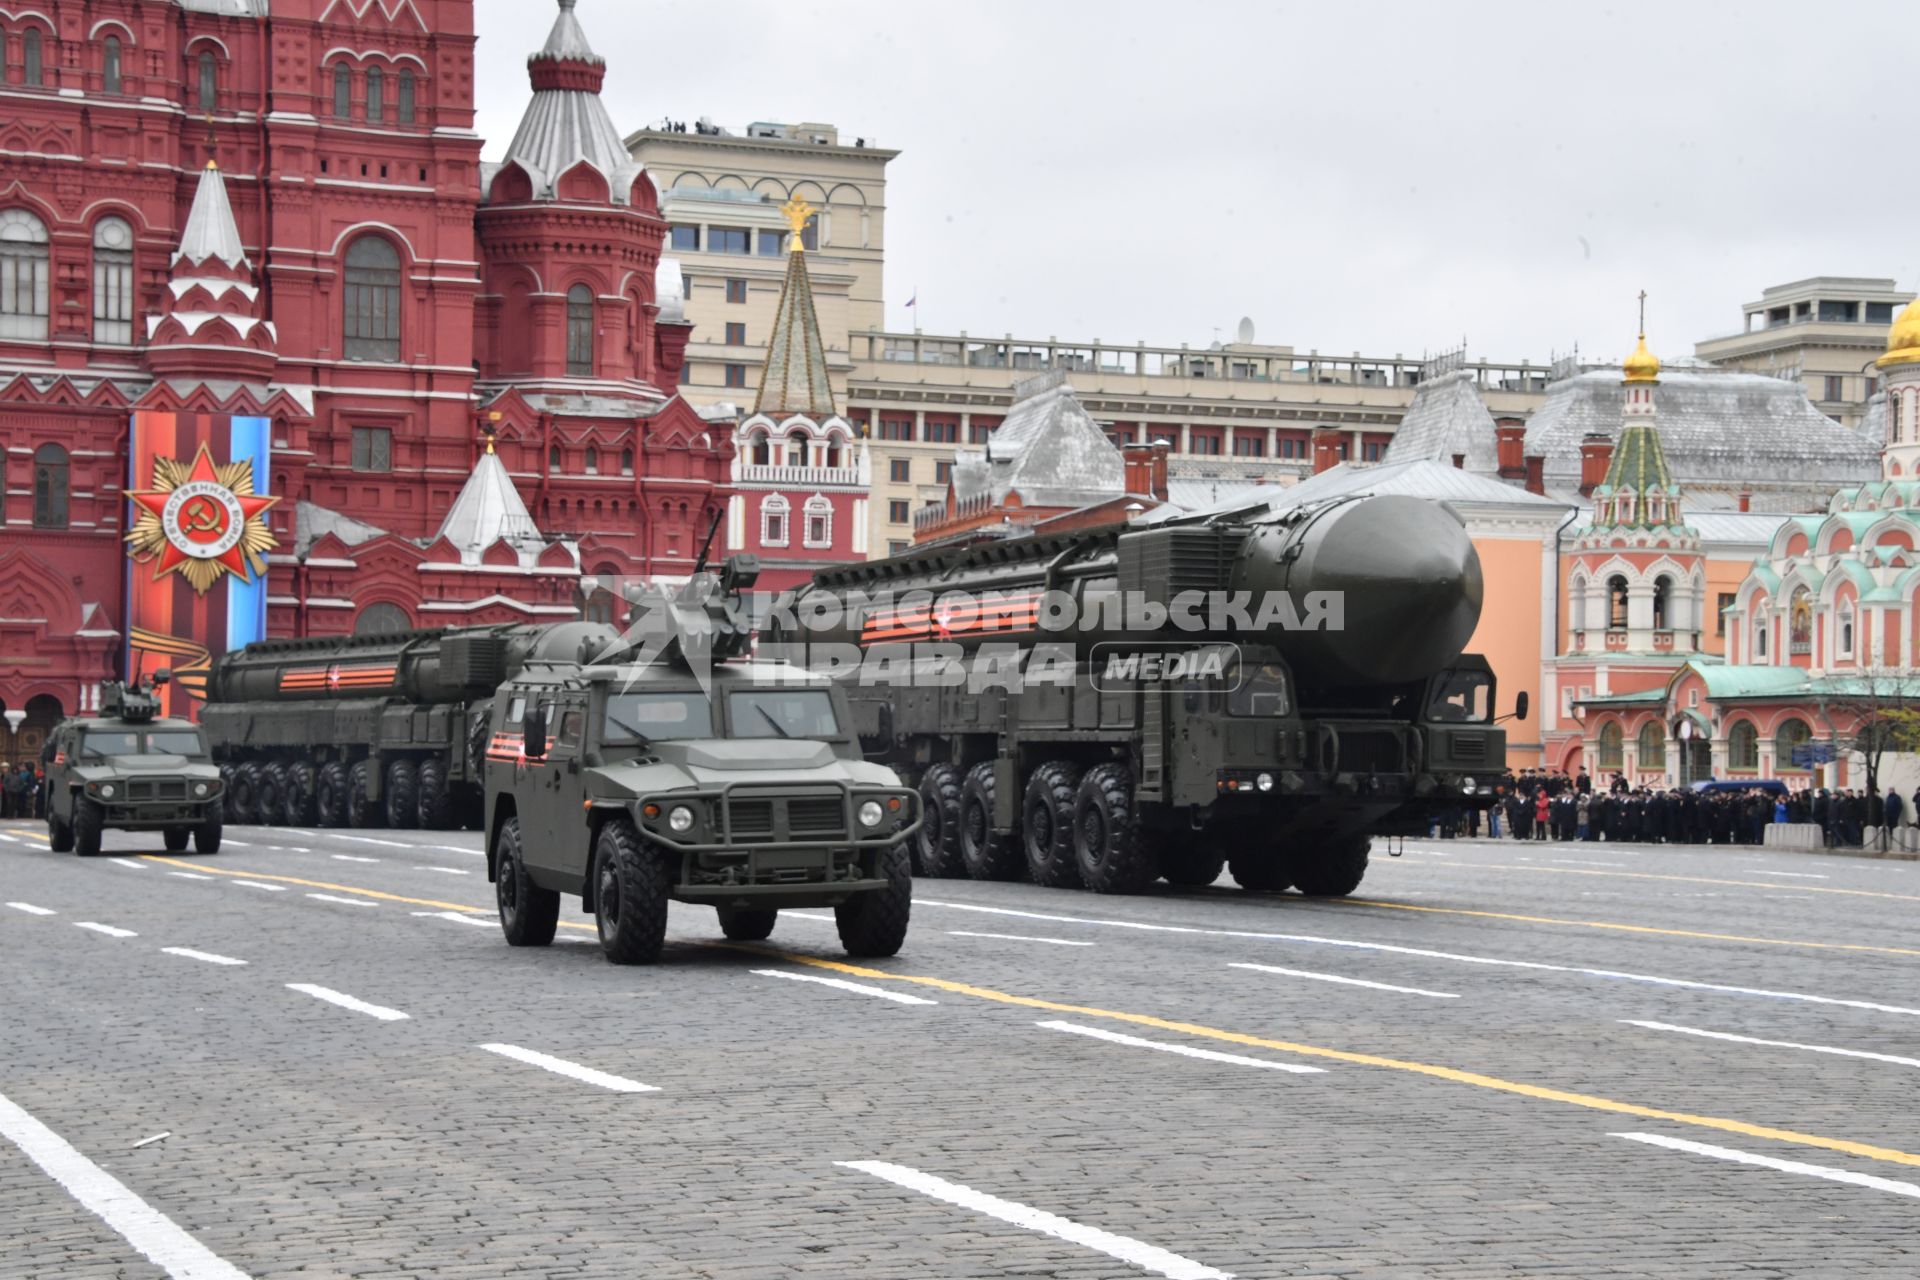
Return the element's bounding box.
[1614,1132,1920,1201]
[0,1089,251,1280]
[6,902,55,916]
[306,894,378,908]
[108,858,147,871]
[1748,870,1830,880]
[950,931,1096,947]
[411,866,469,876]
[751,969,937,1005]
[74,922,137,939]
[231,881,287,893]
[1623,1020,1920,1070]
[1038,1020,1324,1073]
[1230,961,1461,999]
[411,910,492,928]
[330,854,379,864]
[161,948,248,967]
[169,872,215,881]
[838,1160,1233,1280]
[478,1043,660,1093]
[286,984,409,1022]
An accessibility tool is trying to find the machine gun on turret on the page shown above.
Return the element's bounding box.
[99,671,170,724]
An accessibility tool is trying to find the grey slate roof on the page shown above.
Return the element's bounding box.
[489,1,647,206]
[952,373,1124,510]
[1165,476,1279,511]
[1524,369,1877,508]
[1859,391,1888,449]
[656,257,686,325]
[177,0,267,13]
[175,163,247,269]
[1382,369,1499,472]
[433,448,548,564]
[1155,458,1570,524]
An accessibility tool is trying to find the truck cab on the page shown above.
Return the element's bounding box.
[44,677,224,857]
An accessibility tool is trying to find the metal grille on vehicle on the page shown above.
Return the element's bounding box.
[1337,731,1405,773]
[786,797,846,839]
[726,799,776,841]
[1451,736,1489,762]
[125,779,188,801]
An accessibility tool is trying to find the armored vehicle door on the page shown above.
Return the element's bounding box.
[546,697,591,880]
[516,692,588,878]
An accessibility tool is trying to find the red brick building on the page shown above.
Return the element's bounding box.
[0,0,729,763]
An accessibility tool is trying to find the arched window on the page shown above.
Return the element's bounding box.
[24,29,43,87]
[749,431,770,467]
[1838,602,1856,659]
[332,63,352,118]
[398,69,416,125]
[1754,611,1769,659]
[103,36,123,95]
[825,432,844,468]
[92,218,134,345]
[353,602,411,636]
[0,210,51,341]
[1728,720,1759,770]
[566,284,595,376]
[1652,575,1671,630]
[803,495,833,548]
[760,494,789,547]
[343,236,401,362]
[1608,575,1629,630]
[1597,722,1623,771]
[33,443,68,529]
[197,51,217,112]
[1636,720,1665,771]
[366,65,384,124]
[548,445,562,472]
[786,429,808,467]
[620,448,634,476]
[1775,717,1813,771]
[1789,587,1812,652]
[584,446,598,475]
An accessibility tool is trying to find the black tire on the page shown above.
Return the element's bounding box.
[163,827,190,853]
[593,817,669,964]
[385,759,418,830]
[256,764,287,827]
[416,756,453,830]
[73,798,104,858]
[229,763,262,826]
[1228,852,1292,892]
[194,810,223,855]
[1160,845,1227,888]
[1070,763,1157,895]
[315,762,349,828]
[959,763,1023,881]
[285,763,318,827]
[47,812,73,853]
[717,907,778,942]
[1022,761,1083,889]
[835,842,911,958]
[347,761,372,829]
[494,816,559,947]
[913,764,964,878]
[218,764,237,821]
[1290,838,1371,897]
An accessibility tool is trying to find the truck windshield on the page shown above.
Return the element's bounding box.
[1427,669,1493,723]
[603,692,713,742]
[729,689,840,739]
[80,730,204,758]
[1228,661,1291,716]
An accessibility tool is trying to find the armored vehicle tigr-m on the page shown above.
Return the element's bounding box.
[44,674,224,857]
[485,555,921,964]
[765,494,1524,898]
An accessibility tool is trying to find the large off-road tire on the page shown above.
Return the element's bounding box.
[285,763,318,827]
[315,762,349,828]
[415,756,453,830]
[1022,761,1084,889]
[960,763,1024,881]
[256,764,288,827]
[385,759,418,830]
[1160,845,1227,888]
[163,827,190,853]
[194,810,222,855]
[717,907,778,942]
[1290,838,1371,897]
[1070,764,1157,895]
[347,761,372,829]
[47,811,73,853]
[1228,851,1292,892]
[229,763,262,826]
[73,797,104,858]
[835,842,911,958]
[913,764,964,878]
[593,817,669,965]
[218,764,237,821]
[493,816,558,947]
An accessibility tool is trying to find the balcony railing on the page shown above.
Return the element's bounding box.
[738,463,863,486]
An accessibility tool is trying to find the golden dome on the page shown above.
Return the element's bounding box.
[1879,297,1920,368]
[1622,332,1660,385]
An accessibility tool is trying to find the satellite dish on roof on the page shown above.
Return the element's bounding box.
[1236,316,1256,345]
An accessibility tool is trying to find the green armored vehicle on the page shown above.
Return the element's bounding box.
[485,554,921,965]
[44,674,224,857]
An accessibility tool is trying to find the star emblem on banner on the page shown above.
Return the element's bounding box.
[124,444,280,594]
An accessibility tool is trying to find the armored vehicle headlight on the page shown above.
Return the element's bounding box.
[1255,772,1275,792]
[98,783,116,800]
[194,782,210,798]
[858,800,886,829]
[1462,776,1477,793]
[669,805,696,833]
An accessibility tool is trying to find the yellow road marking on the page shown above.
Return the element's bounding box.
[1398,858,1920,905]
[140,855,487,914]
[767,950,1920,1170]
[1339,897,1920,959]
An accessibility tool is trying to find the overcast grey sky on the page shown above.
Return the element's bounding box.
[474,0,1915,368]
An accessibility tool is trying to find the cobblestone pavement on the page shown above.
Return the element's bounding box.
[3,819,1918,1278]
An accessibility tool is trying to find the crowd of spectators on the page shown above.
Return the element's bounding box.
[1,762,46,819]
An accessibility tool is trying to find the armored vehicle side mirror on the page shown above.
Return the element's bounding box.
[523,708,548,760]
[722,554,761,593]
[1513,691,1530,723]
[152,669,171,686]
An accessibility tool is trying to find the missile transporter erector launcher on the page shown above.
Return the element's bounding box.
[764,494,1524,896]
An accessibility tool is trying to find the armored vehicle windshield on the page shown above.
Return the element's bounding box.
[79,728,207,759]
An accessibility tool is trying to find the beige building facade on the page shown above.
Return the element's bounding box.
[1694,276,1913,429]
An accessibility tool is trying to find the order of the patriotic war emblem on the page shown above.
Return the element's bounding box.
[124,443,280,593]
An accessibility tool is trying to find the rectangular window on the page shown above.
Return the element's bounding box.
[1232,434,1266,457]
[969,424,991,444]
[724,364,746,388]
[888,459,911,482]
[1867,302,1896,325]
[880,419,914,442]
[935,461,953,484]
[888,500,910,523]
[1150,431,1178,448]
[351,427,393,472]
[93,249,133,345]
[1817,299,1858,323]
[1717,592,1736,636]
[710,227,750,255]
[1824,375,1845,402]
[757,229,785,257]
[366,66,384,123]
[806,513,830,546]
[333,64,352,118]
[924,420,958,444]
[197,53,217,112]
[725,322,746,346]
[679,361,693,385]
[1362,442,1383,462]
[725,278,747,304]
[670,225,700,251]
[888,540,909,556]
[1189,432,1222,456]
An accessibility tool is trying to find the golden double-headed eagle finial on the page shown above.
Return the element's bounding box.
[778,195,816,251]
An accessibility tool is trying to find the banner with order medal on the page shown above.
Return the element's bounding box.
[123,412,278,718]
